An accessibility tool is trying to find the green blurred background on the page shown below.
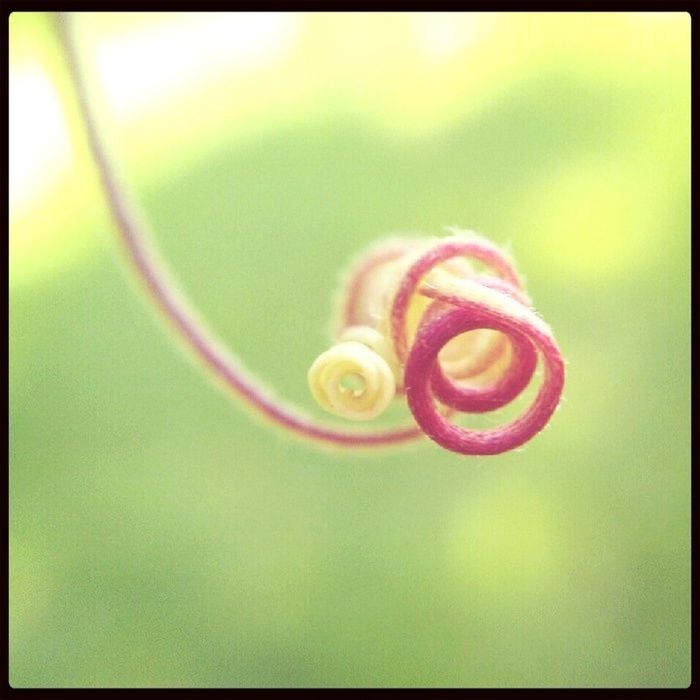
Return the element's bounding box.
[9,12,690,688]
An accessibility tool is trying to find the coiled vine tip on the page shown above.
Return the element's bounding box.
[308,230,565,455]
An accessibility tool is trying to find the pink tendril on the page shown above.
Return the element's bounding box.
[56,12,564,456]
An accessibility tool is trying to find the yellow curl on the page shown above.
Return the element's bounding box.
[337,325,401,384]
[307,339,396,421]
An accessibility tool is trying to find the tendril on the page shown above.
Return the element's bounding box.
[310,231,565,454]
[56,12,564,456]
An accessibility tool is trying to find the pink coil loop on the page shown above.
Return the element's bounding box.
[389,237,564,455]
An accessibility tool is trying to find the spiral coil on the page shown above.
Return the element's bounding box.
[308,230,565,455]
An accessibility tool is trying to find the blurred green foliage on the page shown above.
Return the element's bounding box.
[10,12,690,687]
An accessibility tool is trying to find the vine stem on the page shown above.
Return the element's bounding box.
[54,12,423,449]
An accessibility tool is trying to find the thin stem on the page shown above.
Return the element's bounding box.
[54,12,422,450]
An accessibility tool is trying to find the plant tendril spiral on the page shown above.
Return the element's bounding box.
[57,12,564,456]
[310,233,565,454]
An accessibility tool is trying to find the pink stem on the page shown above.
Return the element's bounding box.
[54,13,424,449]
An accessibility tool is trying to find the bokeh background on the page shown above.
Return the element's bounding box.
[9,12,690,688]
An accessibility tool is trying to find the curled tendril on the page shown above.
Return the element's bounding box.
[309,231,565,455]
[57,11,564,457]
